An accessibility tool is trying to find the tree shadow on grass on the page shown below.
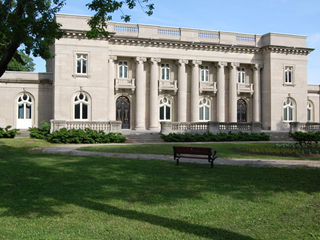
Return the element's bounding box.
[0,141,320,238]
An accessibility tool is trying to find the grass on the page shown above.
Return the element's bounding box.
[0,139,320,239]
[79,142,320,160]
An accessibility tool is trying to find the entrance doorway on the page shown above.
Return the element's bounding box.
[116,96,130,129]
[17,93,33,129]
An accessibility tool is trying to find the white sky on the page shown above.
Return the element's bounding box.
[33,0,320,84]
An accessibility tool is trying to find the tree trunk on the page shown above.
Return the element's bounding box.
[0,41,20,78]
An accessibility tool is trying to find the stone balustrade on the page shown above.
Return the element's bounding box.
[115,78,136,92]
[290,122,320,133]
[159,80,178,93]
[50,120,122,133]
[161,121,262,135]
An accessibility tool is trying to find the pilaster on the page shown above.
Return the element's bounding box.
[229,62,239,122]
[177,59,189,122]
[191,60,202,122]
[108,55,117,120]
[135,57,147,130]
[252,64,262,122]
[215,62,227,122]
[149,57,161,130]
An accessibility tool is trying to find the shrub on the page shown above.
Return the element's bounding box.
[29,121,51,140]
[0,125,20,138]
[161,131,270,142]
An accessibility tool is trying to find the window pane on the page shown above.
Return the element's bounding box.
[201,70,204,82]
[75,104,80,119]
[18,104,24,119]
[284,108,287,121]
[166,106,171,120]
[82,104,88,119]
[160,106,164,120]
[205,107,209,120]
[166,68,169,80]
[205,71,209,82]
[26,104,32,119]
[119,66,123,78]
[308,109,311,121]
[161,68,165,80]
[199,107,204,120]
[82,60,87,74]
[289,108,293,121]
[124,66,128,78]
[77,60,81,73]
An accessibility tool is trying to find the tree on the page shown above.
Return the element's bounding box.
[7,50,35,72]
[0,0,154,77]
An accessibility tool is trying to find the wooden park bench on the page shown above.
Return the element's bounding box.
[173,146,218,169]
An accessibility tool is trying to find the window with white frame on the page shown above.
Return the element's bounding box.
[74,92,89,120]
[159,97,171,121]
[199,97,210,121]
[285,66,293,84]
[118,61,128,79]
[200,66,209,82]
[76,54,88,74]
[161,64,170,80]
[18,93,32,119]
[237,67,245,83]
[283,98,295,122]
[307,101,313,122]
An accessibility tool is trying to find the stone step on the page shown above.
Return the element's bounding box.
[124,133,164,143]
[16,129,30,138]
[264,131,295,142]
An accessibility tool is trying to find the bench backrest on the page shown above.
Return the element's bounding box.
[173,146,212,155]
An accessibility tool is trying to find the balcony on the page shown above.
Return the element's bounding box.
[115,78,135,92]
[237,83,254,95]
[200,81,217,94]
[159,80,178,93]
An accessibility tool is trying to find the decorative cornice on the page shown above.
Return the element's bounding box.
[63,29,115,40]
[261,45,314,56]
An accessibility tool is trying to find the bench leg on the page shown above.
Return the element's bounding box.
[210,161,213,169]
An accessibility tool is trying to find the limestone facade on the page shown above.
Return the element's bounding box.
[0,14,318,132]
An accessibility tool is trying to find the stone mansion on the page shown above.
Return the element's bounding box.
[0,14,319,133]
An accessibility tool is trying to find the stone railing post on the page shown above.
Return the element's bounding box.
[208,121,219,134]
[50,120,67,133]
[252,122,262,133]
[110,121,122,133]
[290,122,301,133]
[160,122,173,135]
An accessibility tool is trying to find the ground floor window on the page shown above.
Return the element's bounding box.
[237,99,247,122]
[18,93,32,119]
[159,97,171,121]
[307,100,313,122]
[283,98,295,122]
[199,97,210,121]
[74,92,89,120]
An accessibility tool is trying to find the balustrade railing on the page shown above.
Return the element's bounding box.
[50,120,122,133]
[290,122,320,133]
[159,80,178,93]
[237,83,254,95]
[115,78,136,92]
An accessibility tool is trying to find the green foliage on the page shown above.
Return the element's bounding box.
[29,121,51,140]
[48,128,126,144]
[162,131,270,142]
[0,125,20,138]
[7,49,35,71]
[290,131,320,146]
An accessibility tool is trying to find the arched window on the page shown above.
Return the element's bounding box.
[18,93,32,120]
[199,98,210,121]
[237,99,247,122]
[283,98,295,122]
[307,100,313,122]
[74,92,89,120]
[159,97,171,121]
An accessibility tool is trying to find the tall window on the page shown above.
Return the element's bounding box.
[200,66,209,82]
[237,99,247,122]
[307,101,313,122]
[161,64,170,80]
[76,54,87,74]
[199,98,210,121]
[18,93,32,119]
[237,67,245,83]
[283,98,295,122]
[74,92,89,120]
[118,61,128,78]
[285,66,293,84]
[159,97,171,121]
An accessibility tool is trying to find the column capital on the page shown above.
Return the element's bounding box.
[150,57,161,64]
[252,63,264,70]
[136,56,147,63]
[109,55,117,62]
[229,62,240,69]
[215,61,228,68]
[191,60,202,66]
[177,59,189,66]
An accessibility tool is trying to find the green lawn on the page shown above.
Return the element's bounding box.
[79,142,320,160]
[0,139,320,239]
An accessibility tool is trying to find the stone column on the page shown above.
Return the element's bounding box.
[191,60,202,122]
[149,57,161,130]
[177,59,188,122]
[215,62,227,122]
[229,62,239,122]
[252,64,262,122]
[108,56,117,120]
[135,57,147,130]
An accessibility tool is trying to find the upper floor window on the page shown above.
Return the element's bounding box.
[159,97,171,121]
[199,98,210,121]
[237,67,245,83]
[285,66,293,84]
[76,54,87,74]
[118,61,128,79]
[74,92,89,120]
[307,101,313,122]
[161,64,170,80]
[200,66,209,82]
[283,98,295,122]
